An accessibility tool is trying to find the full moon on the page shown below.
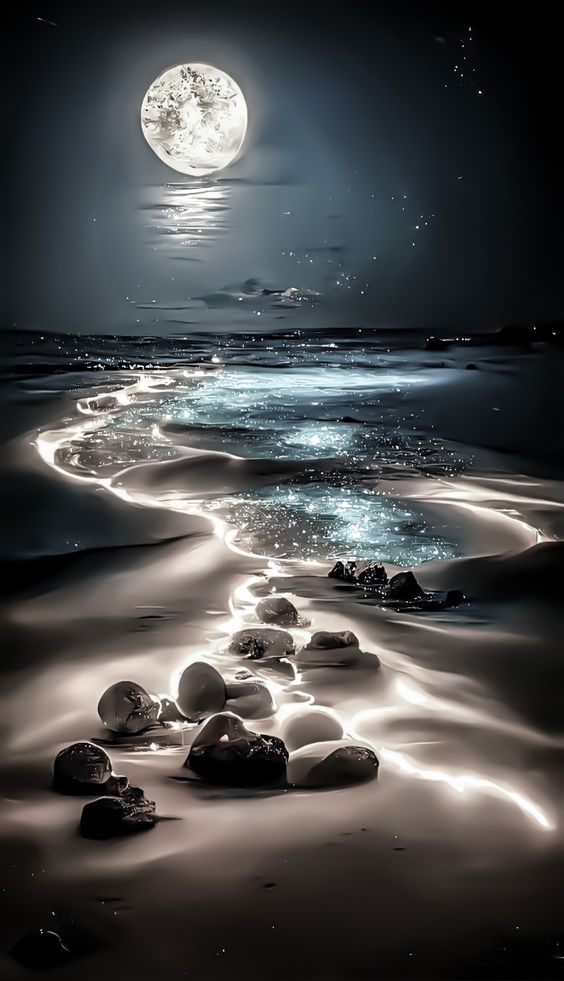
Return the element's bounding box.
[141,63,248,176]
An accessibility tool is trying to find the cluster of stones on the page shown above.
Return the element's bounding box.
[329,561,464,611]
[49,591,381,856]
[27,563,460,968]
[49,561,463,848]
[52,741,156,839]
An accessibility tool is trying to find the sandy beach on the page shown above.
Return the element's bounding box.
[0,331,563,979]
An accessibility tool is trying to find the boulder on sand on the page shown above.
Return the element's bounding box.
[309,630,358,649]
[382,572,464,611]
[255,595,299,627]
[98,681,160,735]
[228,627,295,660]
[356,562,388,587]
[80,787,156,839]
[287,739,379,787]
[225,680,276,718]
[185,712,288,786]
[328,560,387,587]
[328,560,358,583]
[297,630,378,668]
[281,708,345,752]
[53,742,112,795]
[328,560,464,611]
[384,571,425,602]
[176,661,226,722]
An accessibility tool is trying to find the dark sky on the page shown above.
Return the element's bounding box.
[4,2,564,334]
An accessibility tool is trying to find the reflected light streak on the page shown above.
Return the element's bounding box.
[378,747,551,830]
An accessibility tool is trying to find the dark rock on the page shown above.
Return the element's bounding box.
[53,742,112,795]
[80,788,156,839]
[384,571,425,601]
[328,560,387,588]
[327,560,464,613]
[309,630,358,649]
[356,562,388,587]
[98,681,159,735]
[328,560,357,583]
[185,712,288,786]
[466,362,478,370]
[256,596,299,626]
[11,929,72,969]
[288,740,379,787]
[225,680,276,718]
[307,746,379,787]
[297,637,374,668]
[445,589,465,608]
[228,627,295,660]
[425,336,450,351]
[106,773,129,795]
[176,661,226,722]
[157,697,187,723]
[383,582,464,611]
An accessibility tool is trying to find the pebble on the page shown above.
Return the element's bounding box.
[185,712,288,786]
[98,681,160,734]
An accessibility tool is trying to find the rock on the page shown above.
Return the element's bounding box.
[328,561,463,612]
[106,773,129,795]
[225,680,276,718]
[287,740,379,787]
[11,929,73,970]
[176,661,226,722]
[80,787,156,839]
[384,571,425,602]
[282,708,345,751]
[53,742,112,795]
[185,712,288,786]
[309,630,358,649]
[98,681,159,735]
[297,632,365,667]
[356,562,388,587]
[328,560,388,588]
[157,697,187,723]
[307,746,379,787]
[466,362,478,370]
[228,627,295,660]
[255,596,299,627]
[328,560,357,583]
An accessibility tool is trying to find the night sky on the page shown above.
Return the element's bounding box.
[4,2,563,334]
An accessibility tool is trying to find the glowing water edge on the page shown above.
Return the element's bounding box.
[66,364,462,564]
[32,352,555,838]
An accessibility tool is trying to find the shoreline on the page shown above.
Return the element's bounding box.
[1,354,563,978]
